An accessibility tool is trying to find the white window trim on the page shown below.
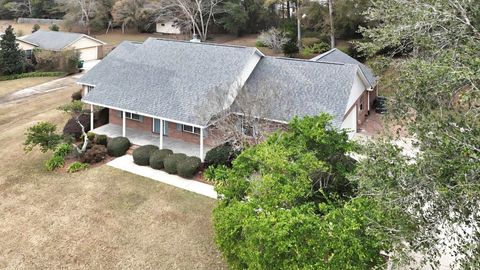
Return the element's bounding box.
[122,112,143,122]
[182,124,201,135]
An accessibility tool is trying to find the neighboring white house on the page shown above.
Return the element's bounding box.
[156,20,182,35]
[17,30,106,61]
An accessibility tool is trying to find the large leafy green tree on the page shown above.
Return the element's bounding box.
[212,114,408,269]
[0,25,26,75]
[355,0,480,268]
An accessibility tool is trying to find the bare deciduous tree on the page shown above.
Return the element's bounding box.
[57,0,98,35]
[257,28,289,52]
[198,81,292,150]
[154,0,223,41]
[112,0,145,34]
[4,0,32,17]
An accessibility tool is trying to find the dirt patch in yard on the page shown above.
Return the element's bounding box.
[0,82,226,269]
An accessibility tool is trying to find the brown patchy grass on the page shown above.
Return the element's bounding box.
[0,85,226,269]
[0,77,60,97]
[0,20,66,36]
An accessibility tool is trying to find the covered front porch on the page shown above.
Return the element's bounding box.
[91,124,212,159]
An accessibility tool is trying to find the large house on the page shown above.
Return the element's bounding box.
[78,38,377,159]
[17,30,106,61]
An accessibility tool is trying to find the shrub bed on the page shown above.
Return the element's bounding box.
[149,149,173,169]
[81,144,107,164]
[164,153,187,174]
[71,90,82,101]
[177,156,202,178]
[0,71,66,81]
[107,137,131,157]
[63,115,90,139]
[132,145,159,166]
[204,143,237,168]
[96,134,108,146]
[67,162,89,173]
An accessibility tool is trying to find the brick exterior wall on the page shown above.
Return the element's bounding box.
[108,109,215,146]
[109,109,153,132]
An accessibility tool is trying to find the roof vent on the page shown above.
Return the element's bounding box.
[190,34,201,43]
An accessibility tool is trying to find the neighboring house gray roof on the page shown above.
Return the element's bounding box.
[239,57,358,127]
[80,38,261,127]
[19,30,104,51]
[311,48,376,87]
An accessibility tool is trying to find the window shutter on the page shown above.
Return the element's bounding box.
[117,110,122,118]
[203,128,208,138]
[176,123,182,131]
[139,115,144,122]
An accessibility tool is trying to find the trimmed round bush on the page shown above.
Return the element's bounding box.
[132,145,159,166]
[163,153,187,174]
[177,156,202,178]
[149,149,173,170]
[87,131,96,141]
[204,143,237,168]
[81,144,107,164]
[107,137,131,157]
[63,115,90,139]
[96,134,108,146]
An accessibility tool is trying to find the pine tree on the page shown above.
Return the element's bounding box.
[0,25,26,75]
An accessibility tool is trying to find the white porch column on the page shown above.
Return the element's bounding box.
[159,119,164,149]
[90,104,94,131]
[367,92,370,111]
[200,128,204,162]
[122,111,126,137]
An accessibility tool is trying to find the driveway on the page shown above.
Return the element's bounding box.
[0,74,80,105]
[82,59,101,71]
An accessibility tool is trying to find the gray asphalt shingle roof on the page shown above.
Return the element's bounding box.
[311,48,376,87]
[19,30,100,50]
[239,57,358,127]
[80,38,260,126]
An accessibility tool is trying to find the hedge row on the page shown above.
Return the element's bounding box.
[132,146,201,179]
[0,71,66,81]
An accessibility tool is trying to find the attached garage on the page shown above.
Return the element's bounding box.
[78,47,98,61]
[18,30,106,61]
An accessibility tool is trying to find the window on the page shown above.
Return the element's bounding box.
[87,85,94,93]
[182,125,201,135]
[161,23,165,26]
[25,50,33,59]
[120,111,143,121]
[359,96,364,111]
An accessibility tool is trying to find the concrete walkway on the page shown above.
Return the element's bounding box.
[0,74,81,105]
[108,155,217,199]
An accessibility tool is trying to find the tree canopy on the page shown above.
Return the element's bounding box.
[212,114,409,269]
[0,25,26,75]
[355,0,480,267]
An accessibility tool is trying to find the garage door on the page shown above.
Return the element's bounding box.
[78,47,98,61]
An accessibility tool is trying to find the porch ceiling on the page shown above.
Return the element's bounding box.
[92,124,211,159]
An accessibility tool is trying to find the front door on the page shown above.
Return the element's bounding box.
[153,119,168,135]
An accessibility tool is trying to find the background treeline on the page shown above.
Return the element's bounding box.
[0,0,371,41]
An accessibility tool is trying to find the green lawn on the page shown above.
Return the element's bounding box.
[0,88,226,269]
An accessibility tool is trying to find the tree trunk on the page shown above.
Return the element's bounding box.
[286,1,290,19]
[328,0,335,48]
[296,0,301,48]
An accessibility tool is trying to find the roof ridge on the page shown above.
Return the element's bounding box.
[146,37,253,50]
[267,56,348,66]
